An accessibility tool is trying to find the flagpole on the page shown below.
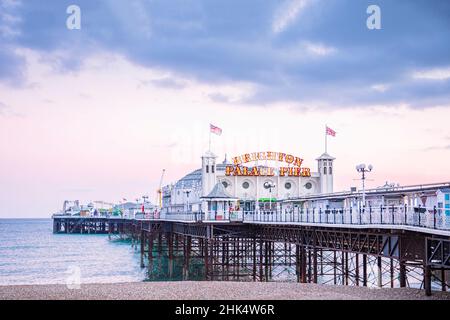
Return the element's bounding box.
[209,125,212,152]
[325,124,327,153]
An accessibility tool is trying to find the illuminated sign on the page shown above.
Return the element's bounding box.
[226,152,311,177]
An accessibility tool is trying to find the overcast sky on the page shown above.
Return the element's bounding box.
[1,0,450,217]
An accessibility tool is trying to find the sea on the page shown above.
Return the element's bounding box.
[0,219,147,285]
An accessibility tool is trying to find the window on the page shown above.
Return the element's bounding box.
[305,182,312,190]
[324,167,327,175]
[212,165,215,173]
[242,182,250,189]
[206,165,209,173]
[285,182,292,190]
[222,181,229,188]
[329,167,332,175]
[445,194,450,201]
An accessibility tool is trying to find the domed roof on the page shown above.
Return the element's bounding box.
[174,168,202,189]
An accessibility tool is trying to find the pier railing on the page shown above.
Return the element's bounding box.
[241,205,450,231]
[56,205,449,232]
[155,205,449,231]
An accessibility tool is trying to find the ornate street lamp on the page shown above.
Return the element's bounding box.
[356,164,373,208]
[183,189,191,213]
[264,182,276,212]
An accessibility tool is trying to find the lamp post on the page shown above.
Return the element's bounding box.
[356,164,373,208]
[142,195,149,217]
[135,198,140,217]
[264,182,276,213]
[183,189,191,214]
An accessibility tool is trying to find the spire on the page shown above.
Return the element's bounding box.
[223,153,230,164]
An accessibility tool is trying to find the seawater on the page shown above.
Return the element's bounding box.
[0,219,147,285]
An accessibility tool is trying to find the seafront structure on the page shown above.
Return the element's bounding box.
[162,150,334,217]
[52,149,450,296]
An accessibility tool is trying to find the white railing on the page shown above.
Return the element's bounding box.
[242,205,450,231]
[98,205,449,231]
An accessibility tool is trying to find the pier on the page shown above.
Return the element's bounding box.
[53,205,450,296]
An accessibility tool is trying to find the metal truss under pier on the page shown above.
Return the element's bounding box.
[52,216,450,296]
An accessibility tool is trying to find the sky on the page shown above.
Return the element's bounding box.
[1,0,450,218]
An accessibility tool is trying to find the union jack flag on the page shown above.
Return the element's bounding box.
[326,126,336,137]
[210,124,222,136]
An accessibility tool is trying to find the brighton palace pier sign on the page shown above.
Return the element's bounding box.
[225,152,311,177]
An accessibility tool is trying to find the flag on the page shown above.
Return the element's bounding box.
[326,126,336,137]
[210,124,222,136]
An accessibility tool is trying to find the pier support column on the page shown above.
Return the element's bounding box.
[390,258,395,288]
[313,247,318,284]
[307,249,312,283]
[252,237,257,281]
[140,230,145,268]
[333,251,337,285]
[259,239,264,282]
[148,233,153,273]
[362,254,368,287]
[295,244,301,282]
[183,236,191,280]
[441,269,447,292]
[300,245,307,283]
[424,265,432,296]
[168,232,173,278]
[355,254,360,286]
[377,257,383,288]
[399,261,406,288]
[204,239,209,280]
[345,252,349,286]
[264,241,269,282]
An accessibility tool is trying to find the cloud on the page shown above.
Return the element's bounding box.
[208,93,232,103]
[140,77,186,90]
[424,145,450,151]
[0,100,23,117]
[0,0,21,39]
[371,84,390,93]
[412,67,450,81]
[1,0,450,110]
[0,101,6,112]
[303,41,336,56]
[272,0,312,34]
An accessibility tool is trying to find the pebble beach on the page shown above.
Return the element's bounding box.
[1,282,449,300]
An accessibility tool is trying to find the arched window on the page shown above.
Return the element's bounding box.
[212,165,215,173]
[206,165,209,173]
[324,167,327,175]
[329,166,332,175]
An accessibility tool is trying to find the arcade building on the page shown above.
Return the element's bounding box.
[161,150,335,215]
